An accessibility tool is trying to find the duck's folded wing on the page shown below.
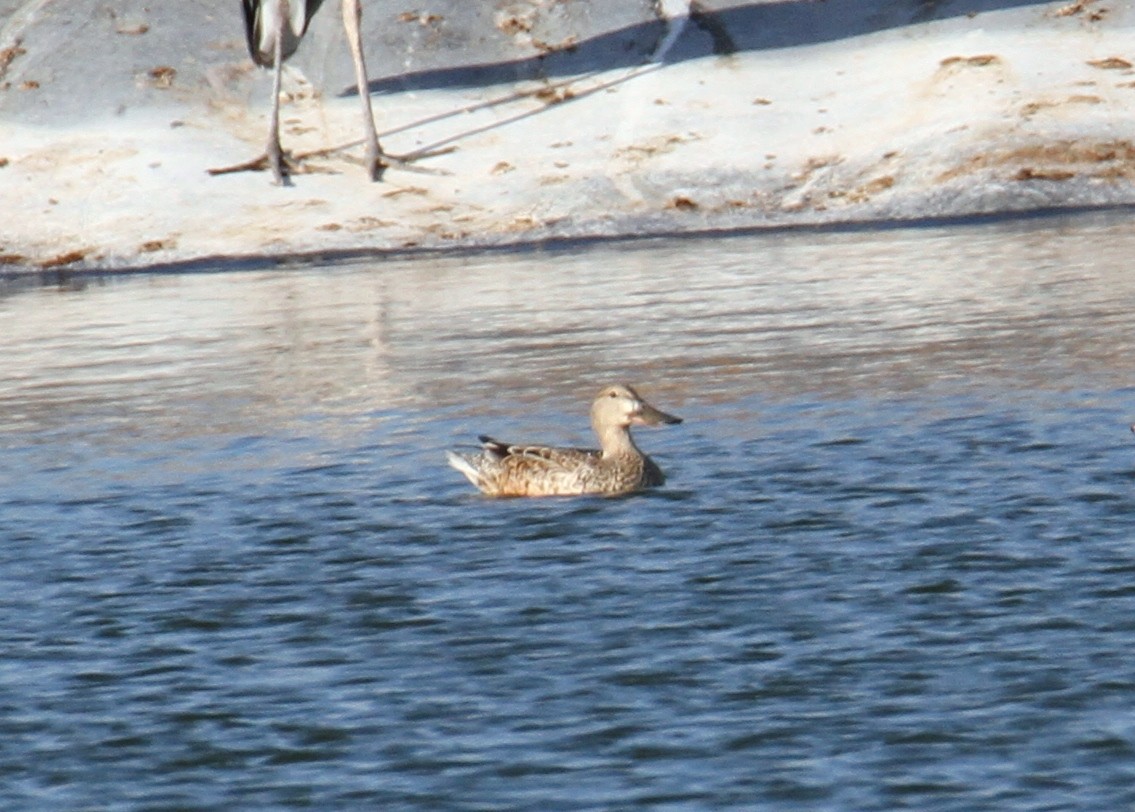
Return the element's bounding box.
[479,436,599,471]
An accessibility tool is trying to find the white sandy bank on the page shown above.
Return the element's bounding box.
[1,0,1134,272]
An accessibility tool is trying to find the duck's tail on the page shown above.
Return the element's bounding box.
[446,450,485,490]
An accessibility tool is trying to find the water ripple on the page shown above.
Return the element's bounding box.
[4,214,1135,808]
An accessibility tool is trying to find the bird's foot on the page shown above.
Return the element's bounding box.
[376,145,458,175]
[207,153,270,176]
[208,144,455,181]
[207,150,302,184]
[299,143,456,177]
[363,141,387,183]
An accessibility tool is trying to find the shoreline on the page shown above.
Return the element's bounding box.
[5,203,1132,284]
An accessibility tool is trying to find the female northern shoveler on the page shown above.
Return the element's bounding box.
[447,384,682,497]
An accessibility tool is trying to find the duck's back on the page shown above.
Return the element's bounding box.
[455,438,656,497]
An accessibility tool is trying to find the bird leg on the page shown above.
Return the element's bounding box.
[265,16,289,185]
[262,16,288,183]
[210,0,398,182]
[342,0,385,181]
[207,6,297,183]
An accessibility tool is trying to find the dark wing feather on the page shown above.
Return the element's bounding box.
[478,435,600,473]
[241,0,328,67]
[478,435,510,458]
[241,0,264,65]
[303,0,328,34]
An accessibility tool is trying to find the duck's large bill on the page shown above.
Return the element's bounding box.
[632,402,682,426]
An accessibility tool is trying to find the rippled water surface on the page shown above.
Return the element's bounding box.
[3,212,1135,809]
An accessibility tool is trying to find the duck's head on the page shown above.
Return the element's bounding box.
[591,384,682,431]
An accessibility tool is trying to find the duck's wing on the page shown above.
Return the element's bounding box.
[479,435,600,470]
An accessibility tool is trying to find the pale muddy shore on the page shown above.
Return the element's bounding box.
[2,0,1134,273]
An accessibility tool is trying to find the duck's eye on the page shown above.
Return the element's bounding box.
[608,391,617,398]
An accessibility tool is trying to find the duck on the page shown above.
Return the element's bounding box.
[447,384,682,497]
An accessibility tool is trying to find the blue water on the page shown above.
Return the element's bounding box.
[3,213,1135,809]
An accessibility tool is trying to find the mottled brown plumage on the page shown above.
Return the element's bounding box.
[447,384,682,497]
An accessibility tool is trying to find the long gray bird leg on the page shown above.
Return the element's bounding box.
[342,0,384,181]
